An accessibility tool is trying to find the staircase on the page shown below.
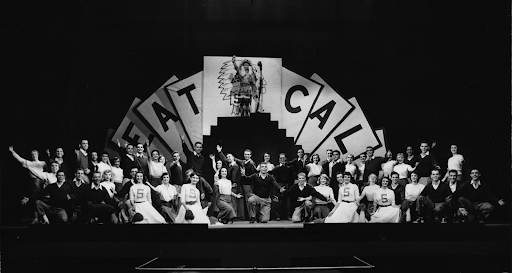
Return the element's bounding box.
[202,113,302,184]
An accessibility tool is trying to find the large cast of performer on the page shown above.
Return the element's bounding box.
[8,136,507,225]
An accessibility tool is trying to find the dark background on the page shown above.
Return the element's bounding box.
[1,0,510,224]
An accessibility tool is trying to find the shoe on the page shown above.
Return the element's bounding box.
[30,219,40,225]
[441,218,447,224]
[276,217,281,221]
[413,217,424,224]
[249,217,255,223]
[260,221,268,223]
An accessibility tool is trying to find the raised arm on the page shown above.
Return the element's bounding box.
[217,145,228,166]
[145,181,158,192]
[209,154,218,172]
[9,146,28,165]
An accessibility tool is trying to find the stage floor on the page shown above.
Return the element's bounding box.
[209,219,304,229]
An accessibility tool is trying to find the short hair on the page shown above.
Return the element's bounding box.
[135,171,145,181]
[244,149,252,154]
[279,153,286,158]
[57,170,66,176]
[335,171,344,178]
[259,161,268,166]
[396,153,404,158]
[262,153,271,160]
[172,151,180,156]
[92,171,102,177]
[130,167,139,172]
[448,169,458,176]
[359,152,367,158]
[151,149,160,156]
[161,173,170,180]
[379,176,390,186]
[102,151,109,156]
[113,157,120,162]
[390,171,399,178]
[297,148,304,153]
[318,174,331,185]
[194,142,203,147]
[50,161,60,166]
[431,169,440,174]
[297,172,306,179]
[31,149,39,154]
[410,171,418,177]
[420,141,429,146]
[311,153,320,161]
[332,150,341,156]
[76,168,84,173]
[326,149,333,153]
[366,146,374,151]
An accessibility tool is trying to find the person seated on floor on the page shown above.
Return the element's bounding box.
[324,172,361,223]
[31,170,74,224]
[416,169,451,223]
[241,161,286,223]
[452,169,505,223]
[145,173,179,223]
[312,174,335,220]
[356,173,380,222]
[175,171,211,224]
[115,167,139,223]
[369,176,401,223]
[390,172,405,208]
[100,169,120,224]
[400,172,425,223]
[84,171,116,224]
[130,171,166,224]
[281,172,329,223]
[444,169,465,223]
[215,167,242,224]
[68,168,89,224]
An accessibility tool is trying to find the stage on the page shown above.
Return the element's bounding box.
[2,223,510,273]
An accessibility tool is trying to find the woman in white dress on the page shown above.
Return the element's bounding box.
[305,154,323,187]
[370,176,401,223]
[100,169,121,223]
[324,172,360,223]
[356,173,380,222]
[216,167,242,224]
[442,144,465,182]
[312,174,335,220]
[129,172,166,224]
[401,172,425,222]
[175,172,211,224]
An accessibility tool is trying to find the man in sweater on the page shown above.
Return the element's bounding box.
[453,169,505,223]
[33,170,74,224]
[242,162,286,223]
[416,169,451,223]
[68,168,89,223]
[362,147,390,184]
[280,172,328,222]
[84,172,115,224]
[324,150,345,201]
[415,141,440,185]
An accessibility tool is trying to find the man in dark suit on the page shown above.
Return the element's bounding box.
[135,143,149,179]
[445,169,466,223]
[324,150,345,201]
[116,139,138,184]
[362,146,390,184]
[169,151,186,193]
[287,148,307,180]
[181,134,205,176]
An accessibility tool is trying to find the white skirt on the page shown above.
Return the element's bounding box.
[133,201,166,224]
[175,202,210,224]
[370,206,400,223]
[324,202,359,223]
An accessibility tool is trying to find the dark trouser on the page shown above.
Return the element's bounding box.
[160,201,178,223]
[312,203,331,220]
[217,194,236,221]
[357,201,374,222]
[398,178,409,187]
[35,200,68,223]
[417,196,448,222]
[275,182,291,219]
[86,201,114,224]
[207,184,220,217]
[458,197,494,220]
[149,176,162,209]
[401,199,419,222]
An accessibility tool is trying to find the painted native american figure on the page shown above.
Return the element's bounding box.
[221,56,266,116]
